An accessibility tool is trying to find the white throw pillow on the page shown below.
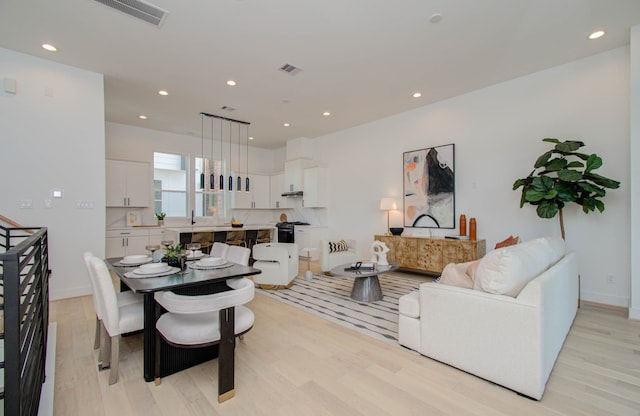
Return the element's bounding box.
[474,238,553,297]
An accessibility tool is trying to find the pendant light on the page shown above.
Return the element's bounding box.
[219,118,224,191]
[245,124,250,193]
[236,123,242,191]
[209,116,215,190]
[228,120,233,192]
[199,115,205,190]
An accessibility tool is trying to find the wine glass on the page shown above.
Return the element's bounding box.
[179,250,189,274]
[186,242,201,259]
[145,244,161,262]
[161,240,174,248]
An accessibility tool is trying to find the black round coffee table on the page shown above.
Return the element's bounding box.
[330,262,398,302]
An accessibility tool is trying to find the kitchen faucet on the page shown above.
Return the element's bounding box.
[191,210,196,225]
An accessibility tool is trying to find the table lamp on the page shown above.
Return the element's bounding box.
[379,198,397,235]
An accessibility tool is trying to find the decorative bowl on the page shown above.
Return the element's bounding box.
[231,223,243,228]
[390,227,404,236]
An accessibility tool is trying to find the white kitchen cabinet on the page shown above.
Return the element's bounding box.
[106,229,150,257]
[270,173,294,209]
[284,159,311,193]
[106,159,151,207]
[233,174,270,209]
[148,228,166,246]
[294,226,327,260]
[303,167,328,208]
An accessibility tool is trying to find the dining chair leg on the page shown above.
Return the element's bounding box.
[108,335,120,385]
[98,323,110,370]
[154,331,161,386]
[94,316,101,350]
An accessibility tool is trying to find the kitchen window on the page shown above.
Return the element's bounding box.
[153,152,188,217]
[195,157,226,217]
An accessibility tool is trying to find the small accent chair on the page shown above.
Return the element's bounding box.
[319,239,358,275]
[227,245,251,266]
[82,252,141,354]
[226,230,246,247]
[89,257,144,384]
[211,242,230,259]
[252,243,299,289]
[153,278,255,392]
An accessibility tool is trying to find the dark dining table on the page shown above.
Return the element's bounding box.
[106,257,261,402]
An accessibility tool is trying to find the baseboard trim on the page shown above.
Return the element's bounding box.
[580,291,628,308]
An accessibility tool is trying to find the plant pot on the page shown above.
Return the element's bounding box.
[157,220,164,226]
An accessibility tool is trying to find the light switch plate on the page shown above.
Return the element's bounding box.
[4,77,17,94]
[19,199,33,209]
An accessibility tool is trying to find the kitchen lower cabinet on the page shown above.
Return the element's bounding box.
[106,229,150,257]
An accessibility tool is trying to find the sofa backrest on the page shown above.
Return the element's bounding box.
[473,237,565,297]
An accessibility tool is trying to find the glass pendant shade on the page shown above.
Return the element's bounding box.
[237,176,242,191]
[200,173,205,190]
[228,175,233,192]
[210,173,215,190]
[219,174,224,190]
[245,177,250,192]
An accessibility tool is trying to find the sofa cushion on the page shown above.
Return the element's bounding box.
[438,262,474,289]
[473,237,558,297]
[328,240,349,253]
[399,291,420,318]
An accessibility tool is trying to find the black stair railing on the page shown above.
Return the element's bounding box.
[0,224,50,416]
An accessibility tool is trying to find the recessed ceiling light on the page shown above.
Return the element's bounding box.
[589,30,605,40]
[138,115,147,120]
[413,92,422,98]
[158,90,169,96]
[323,112,331,117]
[283,123,290,127]
[248,136,254,140]
[42,43,57,52]
[226,80,236,86]
[429,13,443,24]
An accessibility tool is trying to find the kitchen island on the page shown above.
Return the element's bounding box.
[163,225,276,252]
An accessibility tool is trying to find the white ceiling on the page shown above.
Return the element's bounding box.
[2,0,640,149]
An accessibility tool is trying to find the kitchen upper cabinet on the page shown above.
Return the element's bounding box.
[283,159,310,193]
[233,174,270,209]
[106,159,150,207]
[269,173,294,209]
[303,167,328,208]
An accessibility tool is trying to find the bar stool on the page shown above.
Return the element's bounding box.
[226,230,246,247]
[254,229,271,245]
[192,231,214,254]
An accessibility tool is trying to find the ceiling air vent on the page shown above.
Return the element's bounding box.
[221,106,236,112]
[279,63,302,76]
[93,0,169,27]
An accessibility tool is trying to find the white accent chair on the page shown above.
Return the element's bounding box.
[227,245,251,266]
[211,242,230,259]
[319,239,357,275]
[89,257,144,384]
[82,252,141,354]
[252,243,299,289]
[154,278,255,385]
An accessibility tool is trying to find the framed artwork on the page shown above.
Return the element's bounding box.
[403,143,455,228]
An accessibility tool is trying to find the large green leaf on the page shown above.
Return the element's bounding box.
[578,182,605,196]
[595,200,605,212]
[545,158,568,172]
[536,200,559,218]
[525,189,547,202]
[585,154,602,173]
[566,161,584,169]
[555,182,577,202]
[557,169,582,181]
[542,138,560,144]
[555,141,584,153]
[585,172,621,189]
[534,150,553,168]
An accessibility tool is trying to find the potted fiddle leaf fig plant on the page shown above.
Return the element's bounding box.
[513,138,620,239]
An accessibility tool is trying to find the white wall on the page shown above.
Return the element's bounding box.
[630,25,640,319]
[0,47,105,300]
[313,47,631,307]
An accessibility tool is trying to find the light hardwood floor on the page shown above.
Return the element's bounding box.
[50,265,640,416]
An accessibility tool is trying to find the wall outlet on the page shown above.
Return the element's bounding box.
[606,274,615,284]
[19,199,32,209]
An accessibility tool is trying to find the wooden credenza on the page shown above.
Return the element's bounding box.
[374,235,486,275]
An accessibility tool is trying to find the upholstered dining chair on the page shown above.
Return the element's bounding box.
[89,257,144,384]
[251,243,299,289]
[226,245,251,266]
[210,242,230,259]
[83,252,142,353]
[153,277,255,386]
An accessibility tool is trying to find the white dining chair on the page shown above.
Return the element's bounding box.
[83,252,142,356]
[153,277,255,387]
[226,245,251,266]
[210,242,230,259]
[89,257,144,384]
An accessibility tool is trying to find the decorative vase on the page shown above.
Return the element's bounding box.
[162,256,180,268]
[459,214,467,236]
[469,218,477,241]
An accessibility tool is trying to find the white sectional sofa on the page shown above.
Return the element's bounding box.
[398,237,579,400]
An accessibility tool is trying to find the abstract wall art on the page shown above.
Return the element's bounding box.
[403,143,455,228]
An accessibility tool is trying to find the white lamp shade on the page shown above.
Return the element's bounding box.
[380,197,397,211]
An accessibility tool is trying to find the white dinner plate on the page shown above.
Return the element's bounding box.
[186,253,205,260]
[119,256,152,266]
[190,261,234,270]
[133,265,170,275]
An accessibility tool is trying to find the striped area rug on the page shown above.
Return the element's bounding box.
[256,272,422,346]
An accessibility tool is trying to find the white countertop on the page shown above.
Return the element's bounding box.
[164,224,277,233]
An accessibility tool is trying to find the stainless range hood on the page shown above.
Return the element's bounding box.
[281,191,304,197]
